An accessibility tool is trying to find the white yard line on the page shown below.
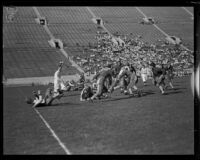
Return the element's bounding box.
[181,7,194,17]
[34,108,72,155]
[32,7,84,73]
[135,7,192,52]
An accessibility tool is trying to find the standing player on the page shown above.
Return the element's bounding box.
[162,63,175,90]
[140,64,148,86]
[53,61,68,97]
[149,62,167,94]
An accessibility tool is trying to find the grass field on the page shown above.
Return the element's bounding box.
[3,76,194,154]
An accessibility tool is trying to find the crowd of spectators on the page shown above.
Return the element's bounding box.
[72,31,194,78]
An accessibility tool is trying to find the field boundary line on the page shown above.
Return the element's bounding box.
[33,107,72,155]
[135,7,192,52]
[32,7,85,73]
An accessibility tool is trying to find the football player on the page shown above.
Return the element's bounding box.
[53,61,69,97]
[90,68,114,100]
[80,80,94,101]
[25,86,62,108]
[109,63,141,96]
[149,62,167,94]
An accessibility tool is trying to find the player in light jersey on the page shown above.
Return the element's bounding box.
[109,63,141,96]
[112,62,130,91]
[140,64,148,86]
[53,61,68,97]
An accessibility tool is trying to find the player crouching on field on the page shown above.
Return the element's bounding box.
[90,67,114,101]
[80,79,94,101]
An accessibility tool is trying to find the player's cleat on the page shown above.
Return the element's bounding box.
[124,90,129,95]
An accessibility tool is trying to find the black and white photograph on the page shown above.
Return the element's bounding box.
[2,5,199,155]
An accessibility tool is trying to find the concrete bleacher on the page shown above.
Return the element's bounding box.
[3,7,78,79]
[37,7,98,46]
[89,7,193,48]
[3,6,193,84]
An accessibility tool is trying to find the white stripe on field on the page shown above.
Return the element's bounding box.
[34,108,72,155]
[135,7,192,52]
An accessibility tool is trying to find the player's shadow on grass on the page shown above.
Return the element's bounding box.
[64,93,80,97]
[37,102,80,108]
[164,90,183,95]
[141,90,155,97]
[104,90,155,102]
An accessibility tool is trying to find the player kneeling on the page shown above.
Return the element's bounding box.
[90,69,114,101]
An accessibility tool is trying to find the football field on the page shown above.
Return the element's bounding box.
[3,76,194,154]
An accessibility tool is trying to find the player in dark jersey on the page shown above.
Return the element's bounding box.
[80,82,94,101]
[109,64,141,96]
[149,62,166,94]
[77,72,85,90]
[90,69,114,100]
[162,64,175,90]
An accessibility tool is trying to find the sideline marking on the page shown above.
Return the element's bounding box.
[135,7,192,52]
[16,88,71,154]
[33,108,72,155]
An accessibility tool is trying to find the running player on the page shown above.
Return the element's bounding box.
[109,63,141,96]
[162,63,175,89]
[140,64,148,86]
[149,62,167,94]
